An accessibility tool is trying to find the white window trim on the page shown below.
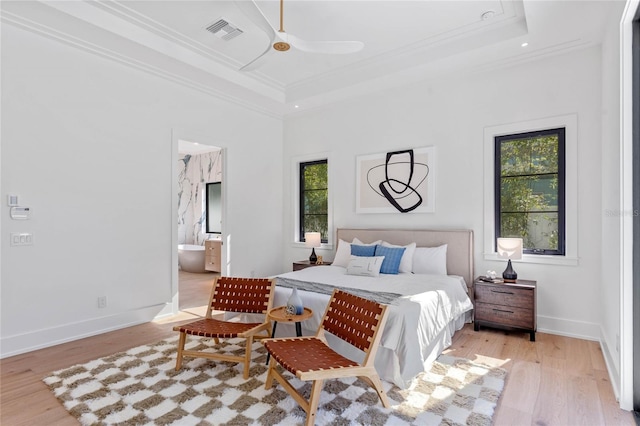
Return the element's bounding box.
[291,152,334,250]
[483,114,579,266]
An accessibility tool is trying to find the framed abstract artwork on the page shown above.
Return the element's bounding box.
[356,146,436,213]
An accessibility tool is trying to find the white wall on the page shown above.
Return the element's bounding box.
[0,23,283,357]
[283,46,605,340]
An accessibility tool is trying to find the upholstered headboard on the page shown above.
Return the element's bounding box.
[336,228,475,293]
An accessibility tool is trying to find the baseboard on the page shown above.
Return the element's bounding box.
[0,304,166,359]
[600,326,622,403]
[536,314,600,341]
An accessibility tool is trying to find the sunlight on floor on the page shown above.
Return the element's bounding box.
[181,305,209,317]
[443,348,511,369]
[470,354,511,368]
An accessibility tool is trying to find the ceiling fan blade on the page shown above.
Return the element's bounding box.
[234,0,277,70]
[285,34,364,54]
[234,0,276,41]
[235,0,363,70]
[240,44,274,71]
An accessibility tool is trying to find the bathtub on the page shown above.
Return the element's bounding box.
[178,244,206,273]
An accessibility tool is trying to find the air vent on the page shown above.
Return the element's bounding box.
[205,19,243,41]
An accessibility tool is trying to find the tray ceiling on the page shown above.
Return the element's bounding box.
[1,1,618,117]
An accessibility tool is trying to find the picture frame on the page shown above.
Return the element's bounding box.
[356,146,436,213]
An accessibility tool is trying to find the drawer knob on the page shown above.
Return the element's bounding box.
[493,308,514,314]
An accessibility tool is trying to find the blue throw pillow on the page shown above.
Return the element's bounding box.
[374,245,406,274]
[351,244,377,257]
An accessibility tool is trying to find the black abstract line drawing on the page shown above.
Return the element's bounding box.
[365,149,429,213]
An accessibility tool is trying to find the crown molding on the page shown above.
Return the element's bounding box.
[1,7,284,119]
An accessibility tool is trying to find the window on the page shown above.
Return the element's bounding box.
[299,159,328,243]
[495,128,566,255]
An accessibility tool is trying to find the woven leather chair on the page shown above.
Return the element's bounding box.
[263,289,390,426]
[173,276,275,379]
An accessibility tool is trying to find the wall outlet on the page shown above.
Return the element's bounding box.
[97,296,107,309]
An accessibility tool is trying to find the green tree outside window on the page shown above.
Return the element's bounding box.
[496,128,566,255]
[300,160,328,243]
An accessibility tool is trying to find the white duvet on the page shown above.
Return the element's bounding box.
[273,266,474,388]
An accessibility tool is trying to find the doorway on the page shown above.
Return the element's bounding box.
[173,131,226,316]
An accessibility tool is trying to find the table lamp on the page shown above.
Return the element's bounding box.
[497,237,523,282]
[305,232,321,264]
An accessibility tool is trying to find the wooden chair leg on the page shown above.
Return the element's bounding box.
[265,359,276,389]
[243,335,254,379]
[359,374,390,408]
[305,379,324,426]
[175,332,187,371]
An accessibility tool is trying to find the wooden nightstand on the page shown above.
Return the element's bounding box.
[292,260,332,271]
[474,278,537,341]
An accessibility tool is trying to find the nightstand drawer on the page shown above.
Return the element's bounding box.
[475,284,533,309]
[293,261,332,271]
[475,303,534,329]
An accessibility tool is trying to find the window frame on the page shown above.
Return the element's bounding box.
[299,159,329,244]
[291,152,333,249]
[483,115,578,266]
[494,127,566,256]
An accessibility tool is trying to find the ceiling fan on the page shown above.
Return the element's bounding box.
[235,0,364,71]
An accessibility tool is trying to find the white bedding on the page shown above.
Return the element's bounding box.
[273,266,474,389]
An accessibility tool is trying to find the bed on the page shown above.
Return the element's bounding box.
[272,228,475,389]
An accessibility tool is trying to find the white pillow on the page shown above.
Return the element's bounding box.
[381,241,416,273]
[346,256,385,277]
[332,239,352,267]
[412,244,448,275]
[333,238,382,267]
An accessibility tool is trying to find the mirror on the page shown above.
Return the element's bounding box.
[206,182,222,234]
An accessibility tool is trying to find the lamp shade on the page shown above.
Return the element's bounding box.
[497,238,523,260]
[304,232,322,248]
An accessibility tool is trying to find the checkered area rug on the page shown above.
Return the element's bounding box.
[44,336,506,425]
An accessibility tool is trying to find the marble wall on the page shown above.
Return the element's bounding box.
[178,150,223,245]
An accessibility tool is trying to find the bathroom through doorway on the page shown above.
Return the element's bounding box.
[176,136,225,314]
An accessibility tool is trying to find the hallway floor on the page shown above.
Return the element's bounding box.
[179,270,218,315]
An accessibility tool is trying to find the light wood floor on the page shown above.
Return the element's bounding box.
[1,272,634,425]
[446,327,635,425]
[178,270,218,314]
